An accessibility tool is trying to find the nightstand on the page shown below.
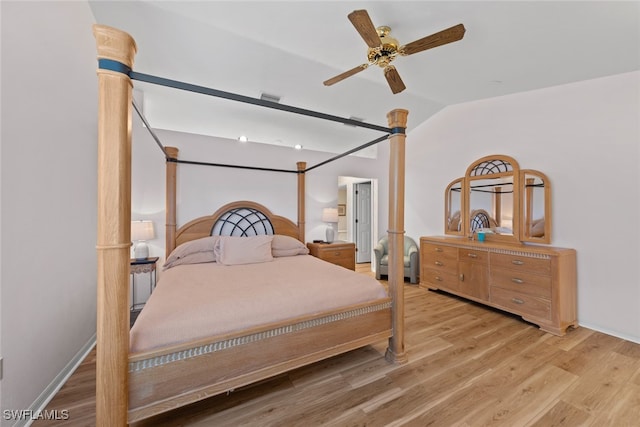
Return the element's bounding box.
[306,242,356,270]
[130,257,159,311]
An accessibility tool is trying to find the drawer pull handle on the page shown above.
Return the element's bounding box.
[434,261,443,266]
[511,298,525,305]
[511,278,524,284]
[512,260,525,266]
[435,248,443,252]
[434,276,443,282]
[459,273,464,282]
[467,253,478,258]
[334,252,341,256]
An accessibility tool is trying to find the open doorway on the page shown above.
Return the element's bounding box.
[338,176,378,265]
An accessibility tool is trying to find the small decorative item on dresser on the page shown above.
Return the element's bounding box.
[306,241,356,270]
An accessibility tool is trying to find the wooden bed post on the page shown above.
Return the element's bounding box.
[385,108,409,364]
[93,25,137,426]
[166,146,179,255]
[297,161,306,242]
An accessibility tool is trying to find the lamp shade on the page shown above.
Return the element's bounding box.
[321,208,338,223]
[131,220,155,241]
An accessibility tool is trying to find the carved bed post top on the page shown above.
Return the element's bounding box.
[93,24,137,69]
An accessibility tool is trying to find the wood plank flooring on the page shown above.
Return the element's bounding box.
[34,265,640,426]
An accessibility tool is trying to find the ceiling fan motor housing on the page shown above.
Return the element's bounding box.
[367,26,399,67]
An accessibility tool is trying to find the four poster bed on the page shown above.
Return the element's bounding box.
[94,25,409,425]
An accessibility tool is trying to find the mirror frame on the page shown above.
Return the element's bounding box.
[444,178,464,236]
[520,169,551,244]
[444,154,552,244]
[464,154,520,243]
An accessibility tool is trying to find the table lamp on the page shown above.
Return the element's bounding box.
[131,220,155,260]
[321,208,338,243]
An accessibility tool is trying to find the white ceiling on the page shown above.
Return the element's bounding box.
[89,1,640,156]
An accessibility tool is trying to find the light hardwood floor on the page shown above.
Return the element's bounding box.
[35,265,640,426]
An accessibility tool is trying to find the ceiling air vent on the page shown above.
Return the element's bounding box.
[260,93,281,103]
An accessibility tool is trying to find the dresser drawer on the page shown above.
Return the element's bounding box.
[422,268,459,292]
[491,268,551,298]
[490,287,551,321]
[422,255,458,273]
[307,242,355,270]
[491,253,551,274]
[321,248,352,262]
[458,248,488,264]
[422,243,457,261]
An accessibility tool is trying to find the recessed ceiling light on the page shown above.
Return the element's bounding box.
[238,135,248,142]
[294,144,303,150]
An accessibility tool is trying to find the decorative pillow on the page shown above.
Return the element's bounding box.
[216,235,274,266]
[163,235,219,269]
[271,234,309,257]
[531,219,545,237]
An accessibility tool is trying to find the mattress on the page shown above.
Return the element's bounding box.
[130,255,388,354]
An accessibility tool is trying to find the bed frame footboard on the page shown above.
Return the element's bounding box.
[128,300,391,422]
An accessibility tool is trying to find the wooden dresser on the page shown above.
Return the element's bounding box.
[306,242,356,270]
[420,236,577,335]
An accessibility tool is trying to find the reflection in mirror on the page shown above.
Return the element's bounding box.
[445,179,463,235]
[522,170,550,243]
[469,177,514,235]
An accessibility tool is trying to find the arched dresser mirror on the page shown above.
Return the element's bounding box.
[445,154,551,244]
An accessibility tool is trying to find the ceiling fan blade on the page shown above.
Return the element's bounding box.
[384,65,406,94]
[401,23,466,56]
[348,10,381,48]
[323,64,369,86]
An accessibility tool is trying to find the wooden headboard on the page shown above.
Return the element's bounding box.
[174,200,301,250]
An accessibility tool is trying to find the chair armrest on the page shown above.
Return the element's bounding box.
[407,245,418,257]
[373,244,384,261]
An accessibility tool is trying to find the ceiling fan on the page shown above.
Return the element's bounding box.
[323,10,466,94]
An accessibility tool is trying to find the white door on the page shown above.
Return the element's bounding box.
[354,182,372,263]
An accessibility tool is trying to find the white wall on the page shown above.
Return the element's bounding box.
[405,71,640,342]
[1,1,98,422]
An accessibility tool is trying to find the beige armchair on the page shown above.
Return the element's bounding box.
[374,235,419,284]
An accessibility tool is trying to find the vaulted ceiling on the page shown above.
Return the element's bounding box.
[89,1,640,156]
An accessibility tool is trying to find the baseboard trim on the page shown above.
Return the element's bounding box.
[578,322,640,345]
[17,333,96,427]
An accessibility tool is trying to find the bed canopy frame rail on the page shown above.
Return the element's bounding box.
[94,24,408,426]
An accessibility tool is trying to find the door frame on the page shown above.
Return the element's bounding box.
[338,176,378,267]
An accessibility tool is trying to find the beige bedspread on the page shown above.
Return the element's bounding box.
[130,255,387,354]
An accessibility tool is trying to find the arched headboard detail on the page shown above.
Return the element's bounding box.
[470,208,498,232]
[211,207,275,236]
[174,201,300,250]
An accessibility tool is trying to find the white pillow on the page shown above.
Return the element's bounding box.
[163,235,219,269]
[271,234,309,257]
[216,235,274,266]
